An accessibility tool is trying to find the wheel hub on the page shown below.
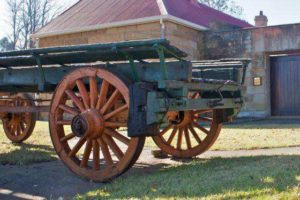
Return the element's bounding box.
[167,111,192,127]
[71,109,104,139]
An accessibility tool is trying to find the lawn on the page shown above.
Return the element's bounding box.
[146,119,300,151]
[0,119,300,165]
[77,155,300,199]
[0,121,56,165]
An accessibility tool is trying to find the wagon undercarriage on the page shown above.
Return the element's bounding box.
[0,39,249,182]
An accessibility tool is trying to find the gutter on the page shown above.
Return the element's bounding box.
[31,15,208,39]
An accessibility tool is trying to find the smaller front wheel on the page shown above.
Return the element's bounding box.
[2,93,37,143]
[152,109,222,158]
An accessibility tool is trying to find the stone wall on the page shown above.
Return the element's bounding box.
[164,21,204,60]
[38,22,161,47]
[203,24,300,117]
[38,21,204,60]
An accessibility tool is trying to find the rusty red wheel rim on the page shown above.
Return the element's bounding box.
[2,94,36,143]
[49,68,145,182]
[152,93,222,158]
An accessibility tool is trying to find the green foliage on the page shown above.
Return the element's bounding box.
[198,0,243,18]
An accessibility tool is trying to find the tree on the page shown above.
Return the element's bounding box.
[6,0,22,50]
[198,0,243,18]
[5,0,61,49]
[0,37,14,51]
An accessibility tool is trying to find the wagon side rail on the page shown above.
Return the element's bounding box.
[192,59,251,85]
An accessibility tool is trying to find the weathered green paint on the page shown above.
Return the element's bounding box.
[156,45,169,80]
[0,62,192,93]
[158,80,241,92]
[34,54,46,91]
[0,38,247,129]
[0,39,187,68]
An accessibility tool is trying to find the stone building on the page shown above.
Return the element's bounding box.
[32,0,251,60]
[32,0,300,118]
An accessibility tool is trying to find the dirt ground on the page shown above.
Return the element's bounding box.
[0,146,299,200]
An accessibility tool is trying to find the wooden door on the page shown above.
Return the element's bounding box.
[271,55,300,116]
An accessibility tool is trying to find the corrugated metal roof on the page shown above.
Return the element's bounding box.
[35,0,252,36]
[165,0,252,28]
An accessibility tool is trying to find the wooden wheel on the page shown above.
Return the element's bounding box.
[152,93,222,158]
[49,67,145,182]
[2,93,37,143]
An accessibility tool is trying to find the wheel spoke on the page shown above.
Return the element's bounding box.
[197,116,213,123]
[184,127,192,149]
[17,124,23,135]
[59,104,80,116]
[193,122,210,135]
[80,139,93,168]
[98,138,113,166]
[56,120,72,125]
[105,128,130,145]
[20,121,26,131]
[194,110,212,115]
[96,80,109,110]
[159,124,172,136]
[167,127,177,145]
[65,90,85,112]
[105,121,127,128]
[189,125,202,144]
[89,77,98,109]
[100,89,120,114]
[60,133,76,142]
[68,137,87,157]
[93,140,100,170]
[76,79,90,109]
[104,104,128,120]
[103,135,124,160]
[11,122,17,135]
[192,92,200,99]
[177,128,183,150]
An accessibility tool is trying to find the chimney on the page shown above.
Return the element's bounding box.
[255,11,268,27]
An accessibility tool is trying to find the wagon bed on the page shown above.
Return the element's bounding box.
[0,39,249,182]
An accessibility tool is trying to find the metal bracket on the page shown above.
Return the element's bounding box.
[116,49,140,82]
[33,54,46,92]
[155,45,169,80]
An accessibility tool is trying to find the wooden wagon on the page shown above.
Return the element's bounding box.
[0,39,249,182]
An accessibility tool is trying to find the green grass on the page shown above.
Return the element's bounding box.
[0,120,300,165]
[0,121,57,165]
[77,155,300,200]
[146,121,300,151]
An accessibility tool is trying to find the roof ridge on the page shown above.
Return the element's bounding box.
[156,0,168,15]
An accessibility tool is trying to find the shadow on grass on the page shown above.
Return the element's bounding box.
[79,155,300,199]
[0,143,57,165]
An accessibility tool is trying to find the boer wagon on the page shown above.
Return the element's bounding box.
[0,39,249,182]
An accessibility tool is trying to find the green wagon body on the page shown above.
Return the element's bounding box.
[0,39,249,182]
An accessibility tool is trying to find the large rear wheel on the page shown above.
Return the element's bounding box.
[49,67,145,182]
